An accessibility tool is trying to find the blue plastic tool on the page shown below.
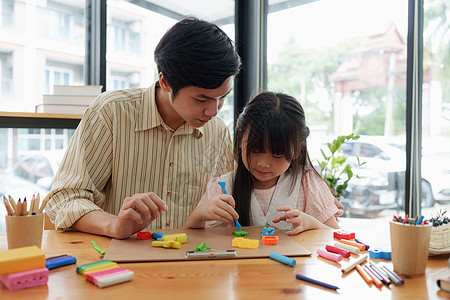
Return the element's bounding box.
[217,181,242,231]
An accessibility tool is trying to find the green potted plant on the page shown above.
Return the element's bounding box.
[315,133,365,198]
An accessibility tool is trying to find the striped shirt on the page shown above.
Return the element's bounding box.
[199,166,338,227]
[46,82,234,230]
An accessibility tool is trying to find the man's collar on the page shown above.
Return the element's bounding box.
[136,82,204,138]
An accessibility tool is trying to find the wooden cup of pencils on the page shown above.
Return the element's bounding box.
[3,194,50,250]
[389,219,432,275]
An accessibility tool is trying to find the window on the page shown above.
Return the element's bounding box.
[0,51,13,95]
[421,0,450,209]
[1,0,14,28]
[268,0,409,218]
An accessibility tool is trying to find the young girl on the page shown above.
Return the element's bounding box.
[183,91,341,235]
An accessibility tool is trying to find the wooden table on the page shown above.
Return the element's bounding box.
[0,218,449,299]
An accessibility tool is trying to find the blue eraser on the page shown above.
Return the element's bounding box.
[152,232,168,239]
[369,248,391,260]
[46,255,77,270]
[269,252,296,267]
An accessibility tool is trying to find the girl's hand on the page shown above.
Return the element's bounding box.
[110,192,168,239]
[183,194,239,228]
[272,205,327,235]
[334,198,344,217]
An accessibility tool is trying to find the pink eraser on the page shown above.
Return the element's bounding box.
[0,267,49,291]
[333,230,355,240]
[86,267,128,284]
[317,249,343,262]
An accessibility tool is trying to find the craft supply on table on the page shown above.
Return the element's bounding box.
[218,181,242,231]
[45,255,77,270]
[269,252,296,267]
[194,242,211,252]
[356,264,373,285]
[317,248,342,262]
[333,230,355,240]
[295,274,340,291]
[341,254,368,274]
[232,230,249,236]
[325,245,351,258]
[369,248,391,260]
[232,237,259,249]
[334,241,360,254]
[262,235,279,245]
[186,250,237,259]
[355,238,370,250]
[76,260,134,288]
[0,246,48,291]
[363,265,384,288]
[91,240,106,255]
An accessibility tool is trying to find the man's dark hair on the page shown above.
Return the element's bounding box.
[154,16,242,97]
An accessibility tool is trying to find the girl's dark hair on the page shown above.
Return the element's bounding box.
[154,16,242,97]
[232,91,311,226]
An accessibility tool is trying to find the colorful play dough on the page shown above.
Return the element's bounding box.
[232,230,249,237]
[232,237,259,249]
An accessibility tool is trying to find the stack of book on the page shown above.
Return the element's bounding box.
[35,85,102,114]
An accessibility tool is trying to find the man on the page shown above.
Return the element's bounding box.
[46,17,242,239]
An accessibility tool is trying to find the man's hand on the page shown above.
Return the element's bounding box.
[110,192,168,239]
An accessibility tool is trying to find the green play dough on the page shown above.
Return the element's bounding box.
[194,242,211,252]
[232,230,249,236]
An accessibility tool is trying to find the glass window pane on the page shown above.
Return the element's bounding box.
[422,0,450,216]
[268,0,408,220]
[0,0,86,113]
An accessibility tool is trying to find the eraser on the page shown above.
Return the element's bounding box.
[95,270,134,288]
[83,265,121,278]
[76,260,117,275]
[317,249,342,262]
[0,246,45,275]
[85,267,129,283]
[269,252,296,267]
[333,230,355,240]
[0,267,49,291]
[46,255,77,270]
[369,248,391,260]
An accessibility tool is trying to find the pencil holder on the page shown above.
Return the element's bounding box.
[5,213,44,250]
[389,220,432,275]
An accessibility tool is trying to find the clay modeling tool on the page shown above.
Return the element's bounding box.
[217,181,242,231]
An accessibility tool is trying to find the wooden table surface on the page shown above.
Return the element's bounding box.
[0,218,449,299]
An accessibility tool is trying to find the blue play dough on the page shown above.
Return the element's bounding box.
[369,248,391,260]
[269,252,296,267]
[261,226,275,238]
